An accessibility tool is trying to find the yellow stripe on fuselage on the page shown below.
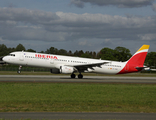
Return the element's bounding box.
[137,45,150,52]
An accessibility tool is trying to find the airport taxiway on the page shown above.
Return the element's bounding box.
[0,75,156,83]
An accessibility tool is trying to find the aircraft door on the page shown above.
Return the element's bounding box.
[50,59,54,64]
[19,52,24,61]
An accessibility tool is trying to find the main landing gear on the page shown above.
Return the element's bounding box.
[71,73,83,79]
[17,65,22,74]
[78,74,83,79]
[71,73,76,78]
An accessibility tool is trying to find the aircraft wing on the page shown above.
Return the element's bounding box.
[67,62,109,72]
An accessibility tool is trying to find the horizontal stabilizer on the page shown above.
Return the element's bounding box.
[135,66,148,70]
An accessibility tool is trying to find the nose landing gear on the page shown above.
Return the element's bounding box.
[17,65,22,74]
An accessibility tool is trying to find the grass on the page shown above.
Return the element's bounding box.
[0,83,156,113]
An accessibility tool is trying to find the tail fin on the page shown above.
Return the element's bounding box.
[127,45,150,66]
[118,45,150,74]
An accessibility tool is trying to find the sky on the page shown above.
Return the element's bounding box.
[0,0,156,54]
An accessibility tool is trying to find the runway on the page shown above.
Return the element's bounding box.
[0,112,156,120]
[0,75,156,84]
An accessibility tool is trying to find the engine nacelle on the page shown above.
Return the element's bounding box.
[60,66,74,74]
[84,68,94,73]
[144,67,150,71]
[50,68,60,74]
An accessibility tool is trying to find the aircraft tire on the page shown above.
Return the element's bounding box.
[78,74,83,79]
[17,71,21,74]
[71,74,76,78]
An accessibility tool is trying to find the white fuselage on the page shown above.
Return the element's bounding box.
[3,51,126,74]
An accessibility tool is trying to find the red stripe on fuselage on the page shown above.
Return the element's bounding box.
[118,52,147,74]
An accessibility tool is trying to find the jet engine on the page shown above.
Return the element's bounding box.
[50,68,60,74]
[60,66,74,74]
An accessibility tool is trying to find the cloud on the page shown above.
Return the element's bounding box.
[0,7,156,44]
[0,37,4,42]
[78,40,92,46]
[70,0,84,8]
[0,7,59,25]
[79,40,87,46]
[70,0,154,8]
[152,3,156,12]
[138,34,156,40]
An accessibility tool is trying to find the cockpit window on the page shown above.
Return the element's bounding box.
[9,54,15,57]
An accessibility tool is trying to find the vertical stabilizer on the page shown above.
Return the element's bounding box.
[127,45,150,66]
[118,45,150,74]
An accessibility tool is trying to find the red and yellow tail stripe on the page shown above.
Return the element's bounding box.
[135,45,150,54]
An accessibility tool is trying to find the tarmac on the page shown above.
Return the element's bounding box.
[0,75,156,84]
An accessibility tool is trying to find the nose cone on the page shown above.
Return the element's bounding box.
[2,56,7,62]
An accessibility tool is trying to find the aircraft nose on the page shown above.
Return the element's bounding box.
[2,56,7,62]
[0,56,6,64]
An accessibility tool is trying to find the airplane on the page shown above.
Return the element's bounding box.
[2,44,150,79]
[0,56,6,65]
[144,67,156,71]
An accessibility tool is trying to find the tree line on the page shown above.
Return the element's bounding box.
[0,44,156,68]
